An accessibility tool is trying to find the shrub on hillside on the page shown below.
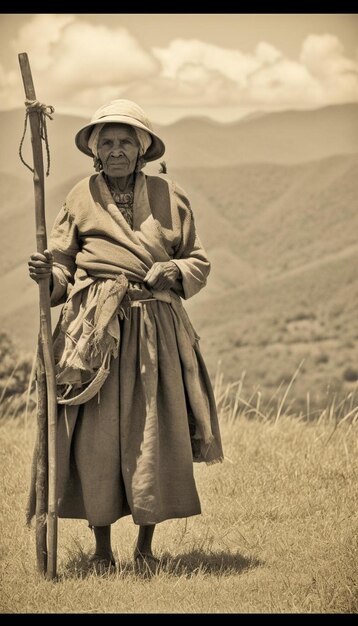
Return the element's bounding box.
[342,366,358,383]
[0,332,34,417]
[285,311,316,323]
[315,353,329,365]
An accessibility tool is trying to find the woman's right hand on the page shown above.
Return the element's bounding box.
[28,249,53,283]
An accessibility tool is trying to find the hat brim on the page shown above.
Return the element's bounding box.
[75,115,165,162]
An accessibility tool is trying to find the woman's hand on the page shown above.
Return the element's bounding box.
[28,249,53,284]
[144,261,180,291]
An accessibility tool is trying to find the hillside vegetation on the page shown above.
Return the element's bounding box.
[173,155,358,411]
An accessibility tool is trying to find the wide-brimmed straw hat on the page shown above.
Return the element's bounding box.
[75,99,165,162]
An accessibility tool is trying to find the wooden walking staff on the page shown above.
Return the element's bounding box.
[18,53,58,580]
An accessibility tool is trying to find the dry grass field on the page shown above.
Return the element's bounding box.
[0,379,357,614]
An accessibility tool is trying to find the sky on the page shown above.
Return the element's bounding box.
[1,13,357,123]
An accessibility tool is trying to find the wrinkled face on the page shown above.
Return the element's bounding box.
[97,123,140,178]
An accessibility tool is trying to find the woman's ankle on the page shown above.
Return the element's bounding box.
[134,524,156,560]
[93,525,112,557]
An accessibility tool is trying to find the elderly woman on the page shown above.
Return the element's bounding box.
[28,99,223,571]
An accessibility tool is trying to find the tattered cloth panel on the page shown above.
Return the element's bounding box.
[53,272,129,405]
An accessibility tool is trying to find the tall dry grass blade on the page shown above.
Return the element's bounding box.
[255,391,262,420]
[306,391,310,421]
[266,380,284,411]
[25,350,38,436]
[0,360,19,406]
[325,402,358,445]
[274,359,304,425]
[232,388,241,421]
[233,394,268,421]
[317,407,327,425]
[214,359,222,400]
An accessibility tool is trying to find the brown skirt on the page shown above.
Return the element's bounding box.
[56,298,222,526]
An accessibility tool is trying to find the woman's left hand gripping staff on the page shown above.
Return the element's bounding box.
[144,261,180,291]
[28,249,53,284]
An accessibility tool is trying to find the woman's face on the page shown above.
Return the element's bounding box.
[97,123,140,178]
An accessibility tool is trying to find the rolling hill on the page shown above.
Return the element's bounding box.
[1,104,358,412]
[159,103,358,168]
[173,154,358,277]
[1,103,358,189]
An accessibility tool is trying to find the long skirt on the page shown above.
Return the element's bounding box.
[56,298,222,527]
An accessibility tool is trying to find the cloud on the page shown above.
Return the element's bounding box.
[153,38,261,87]
[1,14,159,114]
[1,16,357,120]
[299,34,358,104]
[50,21,159,91]
[12,14,75,71]
[246,55,323,107]
[300,34,357,77]
[148,35,358,111]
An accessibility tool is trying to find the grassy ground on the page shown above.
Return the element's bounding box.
[0,407,357,614]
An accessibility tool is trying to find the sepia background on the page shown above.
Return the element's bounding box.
[1,13,357,414]
[0,14,358,614]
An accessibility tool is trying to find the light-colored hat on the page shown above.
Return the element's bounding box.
[75,99,165,162]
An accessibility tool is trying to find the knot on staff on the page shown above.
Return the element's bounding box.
[19,99,55,176]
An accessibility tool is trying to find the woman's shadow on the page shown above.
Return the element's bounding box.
[62,548,263,579]
[161,549,263,577]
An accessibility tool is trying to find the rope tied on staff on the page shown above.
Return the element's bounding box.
[19,99,54,176]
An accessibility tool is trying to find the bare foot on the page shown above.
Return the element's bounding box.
[134,550,160,576]
[89,553,116,573]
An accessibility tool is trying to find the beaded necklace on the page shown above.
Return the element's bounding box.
[105,174,134,229]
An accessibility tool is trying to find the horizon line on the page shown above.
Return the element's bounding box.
[0,101,357,127]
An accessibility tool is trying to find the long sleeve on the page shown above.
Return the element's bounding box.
[48,202,80,306]
[171,183,211,300]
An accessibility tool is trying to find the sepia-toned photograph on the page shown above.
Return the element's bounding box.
[0,12,357,614]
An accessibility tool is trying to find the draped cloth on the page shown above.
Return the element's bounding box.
[53,273,129,404]
[29,171,224,527]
